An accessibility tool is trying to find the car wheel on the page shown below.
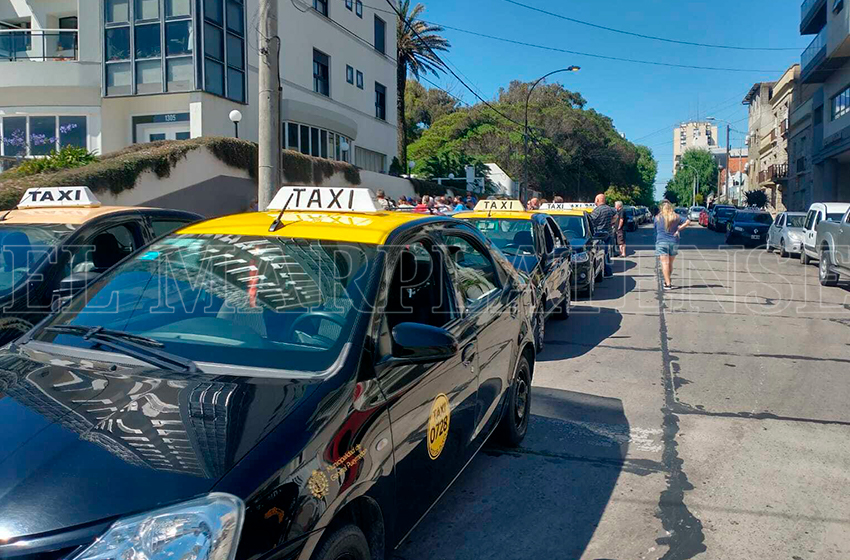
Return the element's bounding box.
[495,354,531,447]
[595,259,604,282]
[534,304,545,353]
[312,524,370,560]
[819,249,839,287]
[581,270,595,298]
[779,239,788,258]
[554,293,570,319]
[765,238,773,253]
[800,248,810,266]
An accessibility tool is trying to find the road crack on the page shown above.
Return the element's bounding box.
[655,261,707,560]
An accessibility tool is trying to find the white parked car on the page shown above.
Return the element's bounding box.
[800,202,850,265]
[689,206,705,221]
[766,212,806,257]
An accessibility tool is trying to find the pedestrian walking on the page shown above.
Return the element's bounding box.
[655,200,691,290]
[590,193,617,277]
[614,201,626,257]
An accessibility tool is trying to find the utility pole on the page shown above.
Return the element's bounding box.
[258,0,280,211]
[725,124,731,200]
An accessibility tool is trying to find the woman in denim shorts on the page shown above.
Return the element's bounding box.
[655,201,690,290]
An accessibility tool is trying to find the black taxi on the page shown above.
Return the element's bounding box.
[0,187,536,560]
[536,204,606,297]
[0,186,200,342]
[455,199,571,351]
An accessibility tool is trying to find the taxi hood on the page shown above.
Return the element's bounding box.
[0,343,317,540]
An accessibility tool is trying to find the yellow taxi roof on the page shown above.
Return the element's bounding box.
[1,206,143,225]
[455,210,536,220]
[532,209,587,216]
[177,210,430,245]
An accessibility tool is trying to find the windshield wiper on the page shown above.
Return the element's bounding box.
[44,325,200,373]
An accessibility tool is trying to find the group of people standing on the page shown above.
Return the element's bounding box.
[588,194,690,290]
[375,190,478,214]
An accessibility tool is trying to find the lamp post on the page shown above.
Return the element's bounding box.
[229,109,243,139]
[523,66,580,203]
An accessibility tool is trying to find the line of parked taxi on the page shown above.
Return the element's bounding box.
[0,187,608,560]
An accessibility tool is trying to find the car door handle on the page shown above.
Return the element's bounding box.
[461,343,476,367]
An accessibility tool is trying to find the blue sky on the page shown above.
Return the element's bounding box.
[408,0,810,199]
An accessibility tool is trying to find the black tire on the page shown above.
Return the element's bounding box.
[312,524,370,560]
[580,270,595,299]
[553,292,570,320]
[801,248,811,266]
[779,239,788,258]
[595,260,604,282]
[819,249,839,287]
[496,355,532,447]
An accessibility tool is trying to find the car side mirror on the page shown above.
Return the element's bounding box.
[553,246,570,260]
[52,271,100,310]
[389,322,459,364]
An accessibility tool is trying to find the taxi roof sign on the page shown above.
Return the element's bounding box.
[18,186,101,209]
[268,186,381,213]
[539,202,595,211]
[474,199,525,212]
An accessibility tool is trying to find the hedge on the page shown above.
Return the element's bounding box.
[0,137,365,210]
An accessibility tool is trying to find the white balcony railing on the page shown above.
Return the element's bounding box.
[801,27,827,72]
[0,29,78,61]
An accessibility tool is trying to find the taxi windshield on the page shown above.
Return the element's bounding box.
[35,234,377,372]
[0,224,74,295]
[465,218,535,256]
[550,215,587,239]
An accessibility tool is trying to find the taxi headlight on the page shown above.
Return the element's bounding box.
[71,494,244,560]
[733,226,744,232]
[572,251,590,263]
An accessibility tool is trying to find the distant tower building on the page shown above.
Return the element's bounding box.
[672,121,720,175]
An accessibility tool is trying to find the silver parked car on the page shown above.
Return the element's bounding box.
[766,211,806,257]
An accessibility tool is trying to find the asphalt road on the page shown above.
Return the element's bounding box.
[395,222,850,560]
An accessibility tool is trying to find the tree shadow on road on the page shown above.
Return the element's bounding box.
[394,388,630,560]
[540,306,623,361]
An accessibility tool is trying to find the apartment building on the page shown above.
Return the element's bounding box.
[0,0,397,172]
[709,147,748,202]
[672,121,719,175]
[742,82,776,207]
[790,0,850,207]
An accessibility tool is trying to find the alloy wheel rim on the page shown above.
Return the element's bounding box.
[515,375,528,424]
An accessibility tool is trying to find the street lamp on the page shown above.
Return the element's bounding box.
[523,66,580,203]
[229,110,242,139]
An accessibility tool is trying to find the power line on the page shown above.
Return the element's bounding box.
[432,23,786,74]
[630,90,752,143]
[503,0,800,52]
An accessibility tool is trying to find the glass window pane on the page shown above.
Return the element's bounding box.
[311,127,319,157]
[226,0,244,35]
[30,116,56,156]
[287,123,299,150]
[135,0,158,20]
[204,59,224,95]
[166,0,191,17]
[59,116,87,149]
[135,24,161,58]
[167,57,193,91]
[136,59,162,93]
[166,21,192,55]
[227,68,244,102]
[300,125,309,155]
[374,16,385,54]
[106,62,132,95]
[204,23,223,60]
[226,33,243,69]
[204,0,222,23]
[105,27,130,61]
[320,130,328,158]
[176,131,191,140]
[106,0,130,23]
[2,117,28,157]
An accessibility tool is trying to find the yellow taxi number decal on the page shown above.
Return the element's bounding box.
[427,394,451,460]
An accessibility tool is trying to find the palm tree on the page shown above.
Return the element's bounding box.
[396,0,450,171]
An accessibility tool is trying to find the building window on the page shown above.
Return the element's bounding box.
[346,65,354,84]
[374,16,386,54]
[313,49,330,97]
[375,82,386,120]
[355,146,386,173]
[832,86,850,121]
[356,70,363,89]
[345,0,352,9]
[104,0,195,96]
[201,0,244,101]
[283,121,350,163]
[0,115,88,157]
[355,0,362,17]
[313,0,328,16]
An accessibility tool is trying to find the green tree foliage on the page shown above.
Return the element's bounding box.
[663,187,680,205]
[396,1,450,170]
[745,189,768,209]
[604,185,641,206]
[12,146,98,177]
[405,79,459,143]
[407,81,657,202]
[668,149,718,206]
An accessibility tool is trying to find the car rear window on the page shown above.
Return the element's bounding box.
[735,213,772,224]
